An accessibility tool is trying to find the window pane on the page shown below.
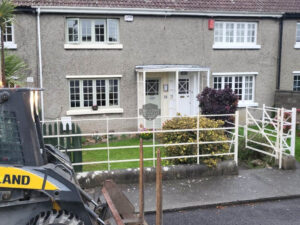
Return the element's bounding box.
[82,20,92,42]
[234,76,243,100]
[95,20,105,42]
[109,79,119,106]
[236,23,245,43]
[146,80,159,95]
[2,22,13,42]
[67,19,78,42]
[224,77,233,89]
[83,80,93,107]
[108,19,119,42]
[225,23,234,43]
[247,23,256,43]
[214,22,223,43]
[213,77,222,90]
[296,23,300,43]
[96,80,106,106]
[178,79,189,94]
[244,76,253,100]
[294,75,300,91]
[70,80,80,108]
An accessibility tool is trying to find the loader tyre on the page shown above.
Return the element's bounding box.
[27,210,84,225]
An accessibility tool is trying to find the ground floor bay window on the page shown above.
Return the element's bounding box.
[66,76,123,115]
[212,72,258,107]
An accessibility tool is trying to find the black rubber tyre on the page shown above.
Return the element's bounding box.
[27,210,84,225]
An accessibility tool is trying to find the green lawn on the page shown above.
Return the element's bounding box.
[77,137,165,171]
[74,129,300,172]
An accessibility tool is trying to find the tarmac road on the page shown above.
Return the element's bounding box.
[145,198,300,225]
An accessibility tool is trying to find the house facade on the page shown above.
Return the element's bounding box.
[7,0,300,130]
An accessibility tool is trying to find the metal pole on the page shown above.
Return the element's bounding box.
[57,118,60,150]
[275,108,280,161]
[196,113,200,164]
[234,111,239,165]
[262,104,265,131]
[139,138,144,223]
[106,117,110,170]
[156,148,162,225]
[153,119,156,167]
[291,108,297,157]
[279,108,284,169]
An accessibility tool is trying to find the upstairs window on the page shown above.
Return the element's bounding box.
[66,18,119,44]
[295,23,300,48]
[0,21,16,49]
[213,22,259,49]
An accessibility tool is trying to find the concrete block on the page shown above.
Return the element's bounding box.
[282,155,296,170]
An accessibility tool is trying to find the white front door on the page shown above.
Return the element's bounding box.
[178,77,192,116]
[145,79,161,128]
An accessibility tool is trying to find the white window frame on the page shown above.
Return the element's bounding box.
[295,23,300,49]
[293,73,300,91]
[65,18,123,49]
[1,21,17,49]
[212,72,258,107]
[213,21,261,49]
[68,78,121,109]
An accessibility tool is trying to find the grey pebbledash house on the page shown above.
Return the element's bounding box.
[6,0,300,129]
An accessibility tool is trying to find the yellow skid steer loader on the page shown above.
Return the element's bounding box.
[0,88,145,225]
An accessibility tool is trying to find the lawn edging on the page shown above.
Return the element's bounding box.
[77,160,238,189]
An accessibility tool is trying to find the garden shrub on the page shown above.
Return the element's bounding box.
[197,87,238,123]
[158,116,231,167]
[140,128,153,140]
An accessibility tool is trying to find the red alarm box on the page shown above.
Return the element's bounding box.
[208,19,214,30]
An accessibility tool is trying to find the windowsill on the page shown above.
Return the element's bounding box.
[237,102,259,108]
[66,108,124,116]
[213,43,261,50]
[294,43,300,49]
[64,43,123,50]
[2,43,17,49]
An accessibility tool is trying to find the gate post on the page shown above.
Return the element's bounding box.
[291,108,297,157]
[279,108,285,169]
[234,110,239,165]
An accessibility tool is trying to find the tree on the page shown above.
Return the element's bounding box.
[4,51,28,87]
[0,0,15,87]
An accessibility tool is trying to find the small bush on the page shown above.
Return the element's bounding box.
[140,128,153,140]
[197,87,238,123]
[158,117,231,167]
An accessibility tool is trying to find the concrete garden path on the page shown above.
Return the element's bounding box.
[117,163,300,212]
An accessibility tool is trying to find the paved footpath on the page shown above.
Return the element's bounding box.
[118,164,300,212]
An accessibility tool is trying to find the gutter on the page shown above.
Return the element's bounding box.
[36,7,45,121]
[31,6,283,18]
[276,16,283,90]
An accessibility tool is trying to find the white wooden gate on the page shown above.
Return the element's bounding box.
[245,105,297,169]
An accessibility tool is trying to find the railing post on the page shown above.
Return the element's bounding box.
[153,119,156,167]
[279,108,284,169]
[56,118,60,150]
[245,106,248,148]
[262,104,265,131]
[234,110,239,165]
[106,117,110,171]
[139,138,144,223]
[156,148,162,225]
[291,108,297,157]
[196,114,200,164]
[275,108,281,161]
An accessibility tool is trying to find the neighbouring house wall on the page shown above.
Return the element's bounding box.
[13,13,281,130]
[280,19,300,91]
[13,13,39,86]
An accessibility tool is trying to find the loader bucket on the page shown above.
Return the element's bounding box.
[102,180,147,225]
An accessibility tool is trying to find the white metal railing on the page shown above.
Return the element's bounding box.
[245,105,297,169]
[42,112,239,171]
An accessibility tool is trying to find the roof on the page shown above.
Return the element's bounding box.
[12,0,300,14]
